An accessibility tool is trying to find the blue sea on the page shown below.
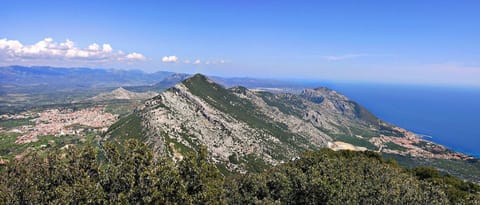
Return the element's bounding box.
[303,82,480,158]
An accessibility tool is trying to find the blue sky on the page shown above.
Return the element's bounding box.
[1,0,480,86]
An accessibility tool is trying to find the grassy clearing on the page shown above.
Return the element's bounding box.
[0,118,35,129]
[0,132,90,160]
[385,141,407,151]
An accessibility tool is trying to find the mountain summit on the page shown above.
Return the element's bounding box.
[105,74,471,173]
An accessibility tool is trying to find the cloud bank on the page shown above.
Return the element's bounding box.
[161,55,178,63]
[126,52,146,60]
[0,37,145,64]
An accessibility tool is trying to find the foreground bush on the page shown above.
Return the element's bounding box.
[0,140,478,204]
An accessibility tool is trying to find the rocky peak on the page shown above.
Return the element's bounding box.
[111,87,129,95]
[183,73,213,84]
[90,87,157,101]
[301,87,349,102]
[228,86,249,95]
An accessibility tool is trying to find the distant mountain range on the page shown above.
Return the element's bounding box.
[88,87,158,102]
[0,66,174,93]
[0,66,303,95]
[0,66,305,114]
[124,73,192,92]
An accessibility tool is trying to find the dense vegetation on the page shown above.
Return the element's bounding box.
[0,132,95,161]
[105,112,145,142]
[384,153,480,183]
[1,140,478,204]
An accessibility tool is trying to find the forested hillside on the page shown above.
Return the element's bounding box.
[1,140,478,204]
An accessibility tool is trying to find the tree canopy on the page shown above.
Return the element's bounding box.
[0,140,478,204]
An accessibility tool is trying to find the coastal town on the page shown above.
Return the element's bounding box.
[327,126,475,161]
[369,134,475,161]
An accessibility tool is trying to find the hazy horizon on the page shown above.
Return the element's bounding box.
[4,64,480,89]
[2,1,480,86]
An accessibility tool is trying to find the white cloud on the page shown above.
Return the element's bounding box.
[61,40,74,49]
[102,44,112,52]
[0,37,146,63]
[88,43,100,51]
[162,55,178,63]
[157,56,228,65]
[0,39,23,52]
[126,52,146,60]
[160,57,226,65]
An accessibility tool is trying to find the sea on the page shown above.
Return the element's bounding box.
[302,82,480,158]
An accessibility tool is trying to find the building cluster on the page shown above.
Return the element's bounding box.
[369,135,474,160]
[0,111,38,120]
[9,107,118,144]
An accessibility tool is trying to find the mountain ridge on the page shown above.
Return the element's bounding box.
[104,73,476,176]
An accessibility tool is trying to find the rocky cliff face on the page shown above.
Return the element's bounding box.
[104,74,423,172]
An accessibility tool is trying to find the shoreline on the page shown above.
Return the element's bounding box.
[414,132,479,159]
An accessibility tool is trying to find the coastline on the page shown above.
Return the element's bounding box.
[326,84,480,161]
[414,132,479,159]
